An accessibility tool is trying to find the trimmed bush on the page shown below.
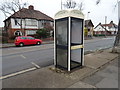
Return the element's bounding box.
[36,28,50,39]
[94,34,105,37]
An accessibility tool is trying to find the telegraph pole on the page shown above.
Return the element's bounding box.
[61,0,63,10]
[105,16,107,37]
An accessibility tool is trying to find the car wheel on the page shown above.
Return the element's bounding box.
[36,41,41,45]
[19,42,24,47]
[16,45,19,47]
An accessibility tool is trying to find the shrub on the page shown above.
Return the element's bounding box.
[36,28,49,39]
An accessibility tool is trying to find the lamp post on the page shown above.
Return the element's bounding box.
[87,11,90,19]
[105,16,107,37]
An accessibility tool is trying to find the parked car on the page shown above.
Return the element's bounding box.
[14,36,42,47]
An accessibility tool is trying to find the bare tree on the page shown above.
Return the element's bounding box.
[96,0,120,53]
[112,19,120,53]
[96,0,101,5]
[112,1,120,53]
[0,0,28,36]
[63,0,77,9]
[78,2,84,11]
[62,0,85,11]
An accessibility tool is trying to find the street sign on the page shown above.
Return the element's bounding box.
[54,10,84,71]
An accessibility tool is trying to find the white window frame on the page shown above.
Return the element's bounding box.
[25,19,37,26]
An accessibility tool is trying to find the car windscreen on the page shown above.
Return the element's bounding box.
[27,37,35,40]
[20,37,27,39]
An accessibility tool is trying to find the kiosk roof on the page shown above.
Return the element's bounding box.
[54,9,84,19]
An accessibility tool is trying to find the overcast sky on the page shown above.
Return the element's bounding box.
[0,0,118,27]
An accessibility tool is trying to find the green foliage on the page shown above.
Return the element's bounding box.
[36,28,49,39]
[94,34,105,37]
[10,36,17,40]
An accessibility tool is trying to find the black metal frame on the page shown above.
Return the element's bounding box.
[70,17,84,70]
[55,17,84,71]
[55,17,69,70]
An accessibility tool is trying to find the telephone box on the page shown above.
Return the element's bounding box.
[54,10,84,71]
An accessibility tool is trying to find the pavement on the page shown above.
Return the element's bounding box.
[82,57,118,88]
[2,48,119,88]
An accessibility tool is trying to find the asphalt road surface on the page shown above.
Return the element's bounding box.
[2,37,115,76]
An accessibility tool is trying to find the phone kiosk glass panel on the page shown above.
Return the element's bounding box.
[71,18,83,69]
[56,18,68,69]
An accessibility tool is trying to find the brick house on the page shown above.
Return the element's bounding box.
[0,27,4,36]
[94,21,118,36]
[84,20,94,37]
[4,5,54,40]
[0,27,4,42]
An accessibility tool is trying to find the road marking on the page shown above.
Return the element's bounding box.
[3,54,26,59]
[102,38,114,40]
[0,67,36,80]
[20,55,26,59]
[31,62,41,69]
[3,55,20,58]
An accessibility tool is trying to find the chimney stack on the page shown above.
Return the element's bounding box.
[110,21,113,24]
[28,5,34,10]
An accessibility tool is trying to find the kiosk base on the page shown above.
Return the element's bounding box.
[55,61,82,71]
[71,60,81,69]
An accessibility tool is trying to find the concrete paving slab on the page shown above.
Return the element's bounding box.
[101,65,118,74]
[96,72,118,81]
[84,51,118,69]
[109,57,118,66]
[95,65,118,80]
[68,81,96,88]
[95,52,118,60]
[82,58,118,88]
[85,54,109,69]
[2,66,94,88]
[82,74,104,86]
[66,66,95,80]
[96,78,118,88]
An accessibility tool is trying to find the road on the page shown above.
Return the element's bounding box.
[84,37,115,51]
[2,37,115,76]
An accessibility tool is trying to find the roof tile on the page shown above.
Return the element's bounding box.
[7,8,53,21]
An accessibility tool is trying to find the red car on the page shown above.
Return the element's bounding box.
[14,36,42,47]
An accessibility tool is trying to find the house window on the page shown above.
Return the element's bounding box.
[14,19,18,25]
[31,19,37,26]
[41,20,45,27]
[25,30,37,35]
[14,30,22,36]
[6,21,9,27]
[26,19,37,26]
[50,22,53,26]
[38,20,45,29]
